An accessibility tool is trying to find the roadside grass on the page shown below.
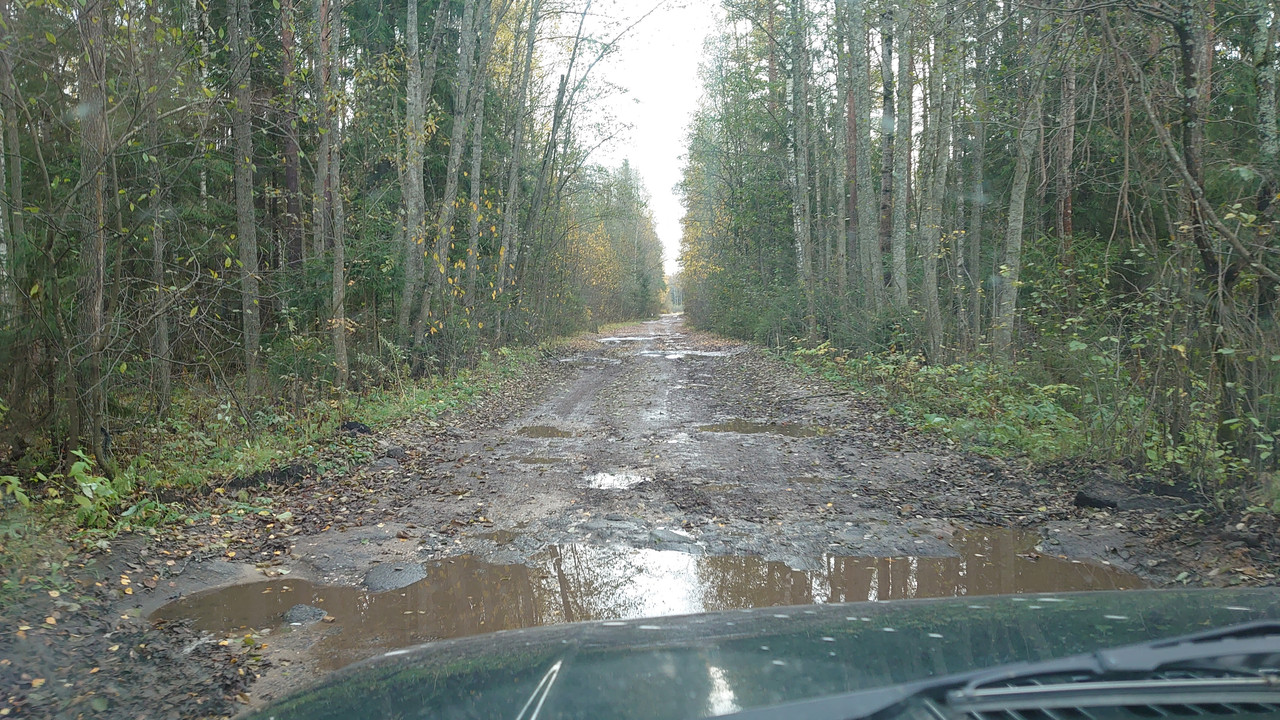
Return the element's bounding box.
[786,344,1089,464]
[785,343,1278,513]
[0,345,547,547]
[123,346,542,493]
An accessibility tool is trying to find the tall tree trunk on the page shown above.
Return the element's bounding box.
[76,0,112,470]
[191,0,209,213]
[0,0,18,251]
[280,0,302,267]
[230,0,262,394]
[850,0,880,312]
[397,0,424,344]
[966,0,989,348]
[789,0,815,339]
[951,122,967,344]
[460,1,501,311]
[312,0,331,260]
[147,4,171,414]
[329,0,347,387]
[889,5,912,311]
[1174,0,1218,277]
[416,0,480,349]
[0,0,8,322]
[397,0,448,344]
[1056,49,1078,248]
[1254,0,1279,218]
[920,7,955,361]
[993,13,1045,364]
[0,66,8,323]
[877,9,895,296]
[466,88,485,310]
[836,15,851,303]
[497,0,541,340]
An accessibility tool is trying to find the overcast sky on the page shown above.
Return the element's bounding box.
[589,1,720,277]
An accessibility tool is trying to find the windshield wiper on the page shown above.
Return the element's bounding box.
[721,621,1280,720]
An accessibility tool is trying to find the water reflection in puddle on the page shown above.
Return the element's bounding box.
[154,530,1144,672]
[585,472,651,489]
[637,350,733,360]
[518,425,575,439]
[597,336,659,344]
[699,419,828,437]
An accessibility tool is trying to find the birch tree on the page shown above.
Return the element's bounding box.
[919,2,955,360]
[992,12,1045,363]
[888,5,911,311]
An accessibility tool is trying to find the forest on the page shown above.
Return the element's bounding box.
[0,0,1276,523]
[679,0,1280,508]
[0,0,666,489]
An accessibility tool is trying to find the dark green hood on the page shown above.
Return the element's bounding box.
[252,588,1280,720]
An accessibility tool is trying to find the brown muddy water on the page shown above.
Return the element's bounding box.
[153,529,1144,672]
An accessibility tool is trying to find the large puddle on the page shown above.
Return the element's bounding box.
[153,530,1144,671]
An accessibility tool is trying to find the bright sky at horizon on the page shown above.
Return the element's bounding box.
[589,1,721,277]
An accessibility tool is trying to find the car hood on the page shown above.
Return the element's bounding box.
[251,588,1280,720]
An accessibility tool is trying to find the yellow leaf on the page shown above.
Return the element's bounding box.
[224,257,232,268]
[189,306,199,317]
[44,616,56,625]
[31,678,45,688]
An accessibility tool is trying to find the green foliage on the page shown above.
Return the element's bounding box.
[1,474,29,508]
[1019,234,1279,506]
[792,347,1085,462]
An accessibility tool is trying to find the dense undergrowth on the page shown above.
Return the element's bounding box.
[788,330,1279,515]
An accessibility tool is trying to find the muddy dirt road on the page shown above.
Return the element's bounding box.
[8,315,1275,719]
[153,315,1160,704]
